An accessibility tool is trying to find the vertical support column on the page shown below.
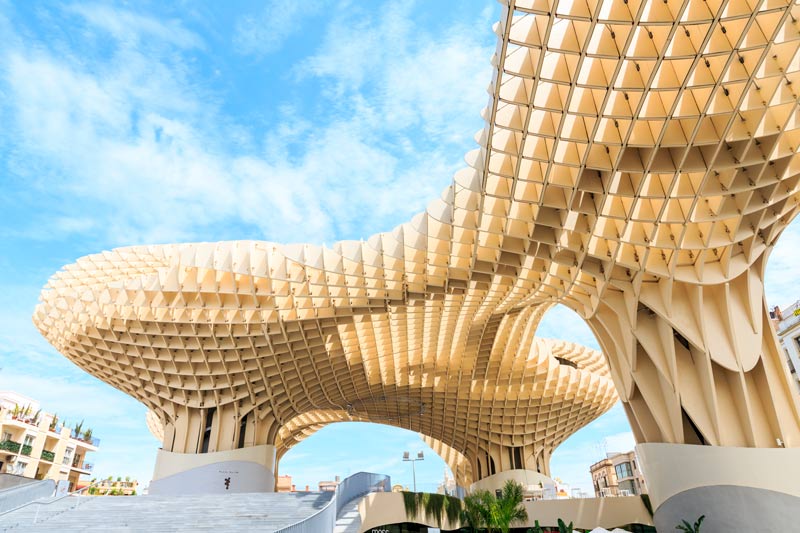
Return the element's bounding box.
[150,405,278,494]
[588,265,800,532]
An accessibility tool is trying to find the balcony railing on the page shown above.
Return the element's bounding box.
[0,440,21,453]
[71,459,93,472]
[41,450,55,462]
[69,430,100,447]
[21,444,32,456]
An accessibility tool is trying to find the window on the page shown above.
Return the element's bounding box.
[62,447,74,465]
[23,435,34,447]
[508,446,524,469]
[1,431,11,442]
[619,479,637,495]
[615,462,633,479]
[12,461,27,476]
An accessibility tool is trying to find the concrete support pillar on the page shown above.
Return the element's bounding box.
[150,404,279,495]
[638,444,800,532]
[149,444,277,495]
[588,262,800,532]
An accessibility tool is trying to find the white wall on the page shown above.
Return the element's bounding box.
[149,444,276,495]
[149,460,274,495]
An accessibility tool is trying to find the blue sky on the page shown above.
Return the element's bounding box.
[1,0,799,494]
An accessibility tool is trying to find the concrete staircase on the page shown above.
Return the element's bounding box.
[333,497,362,533]
[0,492,334,532]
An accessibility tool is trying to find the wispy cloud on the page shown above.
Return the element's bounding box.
[67,4,203,50]
[550,404,636,492]
[0,0,497,492]
[233,0,327,57]
[2,1,495,247]
[765,222,800,310]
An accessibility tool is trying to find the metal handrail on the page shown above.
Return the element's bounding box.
[275,492,337,533]
[275,471,391,533]
[0,478,103,528]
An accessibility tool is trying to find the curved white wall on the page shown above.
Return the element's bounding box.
[636,443,800,508]
[149,444,276,495]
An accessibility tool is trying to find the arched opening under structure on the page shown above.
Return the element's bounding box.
[277,421,456,495]
[536,304,640,497]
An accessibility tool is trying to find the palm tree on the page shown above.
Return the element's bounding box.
[461,489,492,532]
[493,480,529,533]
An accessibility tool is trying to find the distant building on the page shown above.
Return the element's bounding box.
[771,302,800,394]
[88,477,138,496]
[391,484,407,493]
[0,391,99,491]
[589,451,647,497]
[549,478,572,499]
[318,475,340,492]
[276,474,293,492]
[436,468,457,496]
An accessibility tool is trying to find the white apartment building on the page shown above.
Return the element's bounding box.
[0,391,98,491]
[771,302,800,394]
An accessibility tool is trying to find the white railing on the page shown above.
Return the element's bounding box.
[276,472,391,533]
[0,478,103,529]
[0,479,55,514]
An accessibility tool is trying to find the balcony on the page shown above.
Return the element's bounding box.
[41,449,55,462]
[21,444,32,456]
[0,440,21,453]
[72,459,93,472]
[70,430,100,448]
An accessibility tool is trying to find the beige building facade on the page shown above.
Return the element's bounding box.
[275,474,293,492]
[89,477,138,496]
[590,450,647,497]
[0,391,98,491]
[32,1,800,531]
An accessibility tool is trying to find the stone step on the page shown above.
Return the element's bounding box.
[0,492,334,532]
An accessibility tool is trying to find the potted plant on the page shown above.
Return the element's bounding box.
[73,419,84,439]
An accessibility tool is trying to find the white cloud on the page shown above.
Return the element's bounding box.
[0,2,498,492]
[2,1,495,248]
[296,1,494,142]
[765,219,800,310]
[67,4,202,50]
[233,1,326,57]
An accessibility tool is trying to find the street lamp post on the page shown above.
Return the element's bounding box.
[402,451,424,492]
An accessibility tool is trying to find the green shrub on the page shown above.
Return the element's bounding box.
[401,491,462,528]
[557,518,574,533]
